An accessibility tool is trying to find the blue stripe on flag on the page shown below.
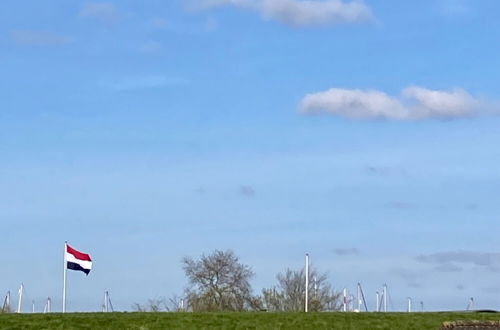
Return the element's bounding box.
[67,261,91,275]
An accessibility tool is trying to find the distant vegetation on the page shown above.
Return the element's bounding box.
[1,312,500,329]
[133,249,342,312]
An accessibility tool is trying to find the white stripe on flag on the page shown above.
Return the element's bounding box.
[66,252,92,270]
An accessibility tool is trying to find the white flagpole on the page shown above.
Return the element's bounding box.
[305,253,309,313]
[63,241,67,313]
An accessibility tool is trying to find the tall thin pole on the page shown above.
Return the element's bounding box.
[383,284,387,312]
[376,291,379,312]
[62,241,67,313]
[343,288,347,312]
[2,291,10,312]
[305,253,309,313]
[32,300,35,313]
[357,283,361,311]
[360,285,368,312]
[467,297,474,311]
[407,297,412,312]
[17,283,23,313]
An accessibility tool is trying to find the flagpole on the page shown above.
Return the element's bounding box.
[63,241,67,313]
[305,253,309,313]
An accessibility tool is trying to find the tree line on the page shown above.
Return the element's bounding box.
[134,249,342,312]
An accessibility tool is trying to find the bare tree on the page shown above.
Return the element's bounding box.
[262,266,341,312]
[166,294,185,312]
[182,249,259,311]
[131,297,167,312]
[131,303,146,312]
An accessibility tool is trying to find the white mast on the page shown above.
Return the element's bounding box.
[104,291,109,312]
[383,284,387,312]
[32,300,35,313]
[63,241,67,313]
[357,283,361,311]
[305,253,309,313]
[467,297,474,311]
[420,301,424,312]
[407,297,412,313]
[376,291,380,312]
[17,284,23,313]
[342,288,347,312]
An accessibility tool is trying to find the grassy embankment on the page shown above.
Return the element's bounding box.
[1,312,500,329]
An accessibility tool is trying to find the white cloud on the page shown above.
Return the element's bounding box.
[191,0,372,27]
[402,86,479,119]
[10,30,72,46]
[80,2,121,24]
[299,86,489,120]
[259,0,372,26]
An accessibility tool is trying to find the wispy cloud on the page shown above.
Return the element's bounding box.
[434,263,463,272]
[299,86,493,120]
[80,2,121,24]
[417,251,500,273]
[393,268,422,280]
[191,0,373,27]
[239,185,256,198]
[366,166,407,177]
[385,201,416,210]
[100,75,187,91]
[333,248,359,256]
[482,286,500,295]
[10,30,72,46]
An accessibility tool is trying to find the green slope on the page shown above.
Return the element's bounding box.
[1,312,499,330]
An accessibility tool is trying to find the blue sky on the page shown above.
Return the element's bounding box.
[1,0,500,312]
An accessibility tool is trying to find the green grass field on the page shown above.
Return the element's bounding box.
[1,312,499,330]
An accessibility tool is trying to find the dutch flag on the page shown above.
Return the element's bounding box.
[65,244,92,275]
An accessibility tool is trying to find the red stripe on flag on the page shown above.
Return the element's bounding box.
[66,244,92,261]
